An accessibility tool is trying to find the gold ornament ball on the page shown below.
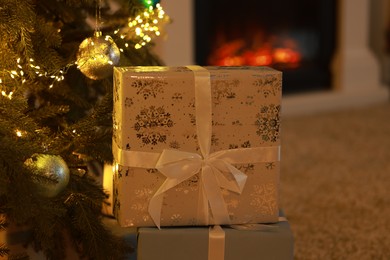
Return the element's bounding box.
[25,154,70,198]
[76,32,120,80]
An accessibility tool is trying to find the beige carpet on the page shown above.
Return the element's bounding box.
[279,102,390,259]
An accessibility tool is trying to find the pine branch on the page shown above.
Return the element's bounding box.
[27,104,70,121]
[0,0,35,44]
[0,214,7,230]
[0,0,37,74]
[46,79,113,162]
[63,173,131,259]
[0,244,9,257]
[31,207,67,260]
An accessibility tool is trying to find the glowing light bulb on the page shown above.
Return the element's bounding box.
[15,130,22,137]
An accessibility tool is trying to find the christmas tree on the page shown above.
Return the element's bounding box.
[0,0,168,258]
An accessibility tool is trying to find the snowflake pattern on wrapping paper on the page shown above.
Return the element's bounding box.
[229,144,239,149]
[170,214,182,224]
[188,98,195,109]
[211,134,219,147]
[244,95,254,106]
[131,188,154,212]
[188,133,219,151]
[172,92,183,101]
[232,120,242,126]
[229,141,255,174]
[221,189,239,209]
[255,104,281,142]
[169,140,181,149]
[266,162,276,170]
[131,78,167,100]
[123,218,137,227]
[188,113,196,126]
[174,174,199,193]
[241,140,251,148]
[250,184,278,215]
[134,106,174,145]
[212,79,238,105]
[125,97,133,108]
[253,74,282,98]
[237,164,255,174]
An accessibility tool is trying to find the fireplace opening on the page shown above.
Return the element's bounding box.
[195,0,337,94]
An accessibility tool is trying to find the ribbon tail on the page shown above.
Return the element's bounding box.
[197,181,210,225]
[148,193,164,229]
[202,165,231,224]
[223,162,247,192]
[211,159,248,194]
[148,177,188,228]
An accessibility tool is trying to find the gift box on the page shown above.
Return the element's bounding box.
[106,212,293,260]
[137,215,293,260]
[113,66,282,227]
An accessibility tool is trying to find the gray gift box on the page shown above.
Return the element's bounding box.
[104,211,293,260]
[137,214,294,260]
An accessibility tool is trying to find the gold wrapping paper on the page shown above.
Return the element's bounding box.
[113,66,282,227]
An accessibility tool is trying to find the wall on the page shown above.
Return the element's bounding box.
[153,0,389,116]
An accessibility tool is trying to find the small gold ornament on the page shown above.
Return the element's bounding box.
[76,31,120,80]
[25,154,70,198]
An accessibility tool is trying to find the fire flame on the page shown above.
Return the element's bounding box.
[208,36,301,68]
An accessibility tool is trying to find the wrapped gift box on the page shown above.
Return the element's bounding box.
[137,215,294,260]
[108,213,293,260]
[113,66,282,227]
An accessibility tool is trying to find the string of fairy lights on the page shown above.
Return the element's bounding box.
[114,3,168,50]
[0,1,169,103]
[0,57,69,100]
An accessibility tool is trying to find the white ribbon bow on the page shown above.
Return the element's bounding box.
[149,148,248,228]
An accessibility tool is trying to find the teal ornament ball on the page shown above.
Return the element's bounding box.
[76,31,120,80]
[26,154,70,198]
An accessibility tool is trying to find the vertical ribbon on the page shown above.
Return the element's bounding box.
[188,65,213,224]
[208,225,225,260]
[186,65,230,225]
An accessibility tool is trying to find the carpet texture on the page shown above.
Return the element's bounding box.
[280,102,390,260]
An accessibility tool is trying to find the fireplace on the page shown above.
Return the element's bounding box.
[195,0,337,94]
[155,0,389,115]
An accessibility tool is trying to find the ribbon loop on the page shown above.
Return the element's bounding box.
[156,149,202,179]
